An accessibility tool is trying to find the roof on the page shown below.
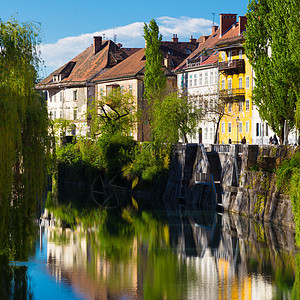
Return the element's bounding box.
[36,40,141,89]
[93,48,146,82]
[176,28,221,70]
[214,22,245,47]
[93,41,198,83]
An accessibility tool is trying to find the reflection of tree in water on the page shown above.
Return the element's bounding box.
[0,256,34,299]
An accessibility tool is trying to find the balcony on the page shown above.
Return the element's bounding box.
[219,88,245,102]
[218,59,245,74]
[186,55,209,68]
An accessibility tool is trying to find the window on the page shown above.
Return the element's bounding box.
[228,103,232,113]
[60,110,63,118]
[129,84,133,94]
[228,122,232,133]
[245,99,250,111]
[60,91,63,102]
[228,78,232,91]
[256,123,260,136]
[239,122,243,133]
[246,121,250,133]
[221,122,225,133]
[209,128,213,139]
[74,110,77,120]
[246,76,250,89]
[228,51,232,61]
[215,71,218,85]
[266,123,269,136]
[221,52,226,62]
[204,127,208,139]
[194,74,197,86]
[239,50,243,59]
[221,79,225,90]
[189,75,193,87]
[49,111,53,120]
[239,77,243,89]
[53,111,56,119]
[199,73,203,86]
[204,72,208,85]
[73,90,78,101]
[120,85,124,94]
[239,102,243,112]
[210,71,214,85]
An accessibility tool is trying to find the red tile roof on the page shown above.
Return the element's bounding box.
[176,28,221,70]
[214,23,244,47]
[93,41,198,82]
[36,40,141,89]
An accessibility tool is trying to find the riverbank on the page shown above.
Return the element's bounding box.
[163,144,299,228]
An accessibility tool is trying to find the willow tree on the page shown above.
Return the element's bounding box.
[0,19,50,257]
[244,0,300,143]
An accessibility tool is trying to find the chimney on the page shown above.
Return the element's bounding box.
[164,54,171,68]
[220,14,237,37]
[212,25,219,35]
[172,34,179,43]
[197,35,209,45]
[189,35,197,43]
[93,36,102,54]
[239,16,247,35]
[117,43,123,48]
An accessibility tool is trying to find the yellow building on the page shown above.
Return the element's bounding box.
[216,15,253,144]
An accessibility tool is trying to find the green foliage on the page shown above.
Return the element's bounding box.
[276,151,300,242]
[143,19,166,102]
[89,88,136,139]
[0,18,50,255]
[152,91,203,144]
[122,142,170,182]
[245,0,300,142]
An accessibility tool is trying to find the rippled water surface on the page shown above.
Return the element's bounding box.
[3,210,300,300]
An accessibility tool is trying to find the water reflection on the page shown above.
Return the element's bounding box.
[40,209,299,300]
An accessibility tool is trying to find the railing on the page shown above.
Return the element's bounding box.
[195,173,211,183]
[219,88,245,101]
[187,56,209,68]
[212,144,230,153]
[218,59,245,73]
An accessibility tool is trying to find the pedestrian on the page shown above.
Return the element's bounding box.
[273,135,278,145]
[269,136,273,144]
[241,136,246,144]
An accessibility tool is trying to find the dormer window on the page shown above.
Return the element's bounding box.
[53,74,61,82]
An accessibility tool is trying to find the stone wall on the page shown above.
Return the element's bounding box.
[221,145,299,228]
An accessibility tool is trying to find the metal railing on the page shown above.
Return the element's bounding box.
[218,59,245,73]
[219,88,245,101]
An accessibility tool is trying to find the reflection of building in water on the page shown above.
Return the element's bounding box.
[175,212,279,300]
[46,227,139,300]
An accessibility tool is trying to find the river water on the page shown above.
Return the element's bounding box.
[2,209,300,300]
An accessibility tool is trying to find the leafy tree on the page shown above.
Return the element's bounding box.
[143,19,166,102]
[152,92,203,144]
[89,88,136,139]
[0,19,50,256]
[244,0,300,143]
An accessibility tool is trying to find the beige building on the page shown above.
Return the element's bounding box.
[36,37,140,137]
[93,37,199,141]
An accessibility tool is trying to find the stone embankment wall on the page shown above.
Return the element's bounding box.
[220,145,299,228]
[165,143,299,228]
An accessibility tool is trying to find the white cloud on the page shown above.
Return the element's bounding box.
[40,17,214,76]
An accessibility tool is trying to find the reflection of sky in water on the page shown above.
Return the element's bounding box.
[25,228,83,300]
[7,211,298,300]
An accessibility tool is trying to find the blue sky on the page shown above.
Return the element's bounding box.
[2,0,248,76]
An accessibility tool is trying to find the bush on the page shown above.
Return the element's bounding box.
[276,151,300,243]
[123,142,170,183]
